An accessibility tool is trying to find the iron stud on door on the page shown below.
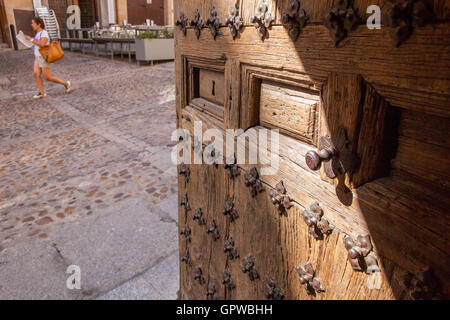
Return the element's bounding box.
[242,256,259,281]
[265,278,284,300]
[269,181,292,215]
[206,7,221,40]
[194,267,205,285]
[301,202,333,239]
[193,208,206,226]
[225,3,243,40]
[190,9,204,40]
[206,219,220,241]
[251,0,274,40]
[222,270,235,290]
[244,167,265,197]
[282,0,308,41]
[296,261,325,295]
[224,237,239,260]
[175,11,189,36]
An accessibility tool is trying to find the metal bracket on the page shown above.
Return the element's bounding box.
[251,0,274,40]
[206,6,221,40]
[381,0,434,47]
[225,3,243,40]
[301,202,333,239]
[206,219,220,241]
[175,11,189,36]
[282,0,309,41]
[324,0,360,45]
[305,126,360,179]
[269,181,292,215]
[242,256,259,281]
[190,9,204,40]
[296,261,325,295]
[343,234,380,273]
[265,278,284,300]
[223,197,239,222]
[244,167,265,197]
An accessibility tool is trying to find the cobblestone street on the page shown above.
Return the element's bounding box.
[0,50,178,299]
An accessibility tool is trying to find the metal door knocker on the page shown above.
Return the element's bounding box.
[305,127,360,179]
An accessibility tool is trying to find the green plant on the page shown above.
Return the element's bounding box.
[137,31,158,39]
[161,28,174,39]
[137,28,174,40]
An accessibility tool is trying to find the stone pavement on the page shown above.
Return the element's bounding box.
[0,50,179,299]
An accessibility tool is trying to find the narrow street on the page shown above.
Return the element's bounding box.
[0,50,179,299]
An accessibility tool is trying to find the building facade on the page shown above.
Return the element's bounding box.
[0,0,173,48]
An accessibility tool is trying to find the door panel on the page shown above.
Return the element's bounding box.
[175,0,450,300]
[178,164,229,300]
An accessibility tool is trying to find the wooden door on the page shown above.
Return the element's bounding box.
[0,0,7,45]
[127,0,165,25]
[175,0,450,300]
[79,0,98,28]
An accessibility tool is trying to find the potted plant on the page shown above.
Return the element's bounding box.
[135,28,175,64]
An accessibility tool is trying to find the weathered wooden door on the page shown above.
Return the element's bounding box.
[175,0,449,300]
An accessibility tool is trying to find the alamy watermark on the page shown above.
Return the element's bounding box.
[366,5,382,30]
[66,5,81,30]
[66,265,81,290]
[171,121,279,176]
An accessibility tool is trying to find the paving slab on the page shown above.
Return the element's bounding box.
[47,197,178,298]
[158,194,179,223]
[98,251,179,300]
[0,197,178,299]
[0,237,83,299]
[0,50,178,299]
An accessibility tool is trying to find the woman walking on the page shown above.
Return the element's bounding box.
[25,17,72,99]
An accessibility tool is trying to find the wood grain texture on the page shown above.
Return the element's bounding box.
[178,158,438,299]
[236,126,450,293]
[199,69,225,106]
[275,0,450,24]
[176,124,450,299]
[178,163,229,300]
[320,73,399,188]
[259,81,319,144]
[228,173,399,299]
[175,0,450,300]
[176,24,450,117]
[175,1,450,26]
[392,110,450,191]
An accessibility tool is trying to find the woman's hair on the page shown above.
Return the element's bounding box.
[32,17,45,29]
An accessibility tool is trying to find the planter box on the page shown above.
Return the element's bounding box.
[136,38,174,62]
